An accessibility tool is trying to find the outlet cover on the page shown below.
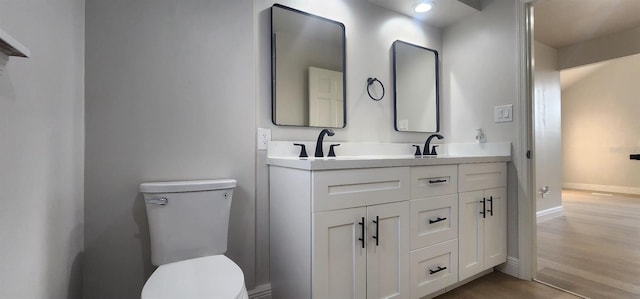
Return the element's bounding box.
[257,128,271,150]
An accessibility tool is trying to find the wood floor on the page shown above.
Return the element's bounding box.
[537,190,640,298]
[435,271,578,299]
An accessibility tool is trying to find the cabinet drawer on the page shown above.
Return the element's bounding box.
[312,167,410,211]
[410,194,458,250]
[458,162,506,192]
[410,239,458,299]
[410,165,457,199]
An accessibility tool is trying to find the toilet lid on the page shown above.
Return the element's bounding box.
[142,255,246,299]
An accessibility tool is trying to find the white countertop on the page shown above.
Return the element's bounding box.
[267,154,511,170]
[266,141,512,170]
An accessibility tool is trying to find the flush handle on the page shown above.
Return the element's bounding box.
[145,197,168,205]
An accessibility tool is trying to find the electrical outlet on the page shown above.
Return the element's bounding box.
[257,128,271,150]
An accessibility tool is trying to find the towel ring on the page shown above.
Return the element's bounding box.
[366,77,385,101]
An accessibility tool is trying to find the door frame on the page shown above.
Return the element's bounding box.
[516,0,537,281]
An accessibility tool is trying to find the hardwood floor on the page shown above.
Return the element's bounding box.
[537,189,640,298]
[435,271,578,299]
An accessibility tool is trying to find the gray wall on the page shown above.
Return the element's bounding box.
[0,0,85,298]
[534,41,562,212]
[562,53,640,195]
[84,0,255,298]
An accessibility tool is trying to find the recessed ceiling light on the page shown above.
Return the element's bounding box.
[413,2,434,13]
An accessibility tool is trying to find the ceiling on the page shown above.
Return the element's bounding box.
[534,0,640,48]
[367,0,481,28]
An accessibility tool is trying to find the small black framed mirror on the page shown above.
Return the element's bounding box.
[392,40,439,132]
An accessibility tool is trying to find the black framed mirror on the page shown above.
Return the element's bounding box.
[392,40,439,132]
[271,4,346,128]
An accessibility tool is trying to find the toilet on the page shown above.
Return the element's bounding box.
[140,179,248,299]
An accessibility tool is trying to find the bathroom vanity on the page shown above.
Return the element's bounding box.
[268,150,509,299]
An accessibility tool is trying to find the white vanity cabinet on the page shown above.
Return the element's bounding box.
[269,155,510,299]
[408,165,459,299]
[270,166,411,299]
[313,201,409,299]
[458,163,507,281]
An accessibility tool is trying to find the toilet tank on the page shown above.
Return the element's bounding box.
[140,179,236,266]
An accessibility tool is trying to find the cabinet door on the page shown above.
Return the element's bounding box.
[458,191,484,281]
[366,202,410,299]
[313,207,367,299]
[483,187,507,268]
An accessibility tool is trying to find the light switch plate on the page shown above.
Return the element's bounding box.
[494,104,513,123]
[257,128,271,150]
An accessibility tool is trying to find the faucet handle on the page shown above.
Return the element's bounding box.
[293,143,308,158]
[412,145,422,157]
[328,144,341,158]
[430,145,439,155]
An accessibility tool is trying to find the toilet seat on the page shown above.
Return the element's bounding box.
[141,255,248,299]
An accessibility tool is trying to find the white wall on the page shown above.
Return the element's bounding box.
[534,41,562,213]
[562,53,640,195]
[257,0,443,142]
[442,0,520,257]
[84,0,255,298]
[558,26,640,70]
[0,0,85,298]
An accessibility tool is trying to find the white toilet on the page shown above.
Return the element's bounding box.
[140,179,248,299]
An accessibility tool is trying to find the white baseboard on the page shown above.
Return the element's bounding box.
[536,206,564,223]
[563,183,640,196]
[497,256,519,277]
[248,283,272,299]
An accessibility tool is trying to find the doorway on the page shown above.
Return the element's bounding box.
[531,0,640,297]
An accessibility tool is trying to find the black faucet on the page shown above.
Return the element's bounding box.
[424,134,444,156]
[315,129,335,157]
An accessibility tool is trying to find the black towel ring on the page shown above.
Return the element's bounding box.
[366,77,385,101]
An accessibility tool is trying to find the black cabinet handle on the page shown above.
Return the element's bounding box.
[358,217,365,249]
[429,179,447,184]
[487,196,493,216]
[429,266,447,275]
[429,217,447,224]
[480,197,486,218]
[372,216,379,246]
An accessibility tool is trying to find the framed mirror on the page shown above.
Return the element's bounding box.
[271,4,346,128]
[392,40,439,132]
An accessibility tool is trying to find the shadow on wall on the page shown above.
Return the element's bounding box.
[67,252,83,299]
[133,192,154,280]
[0,69,16,100]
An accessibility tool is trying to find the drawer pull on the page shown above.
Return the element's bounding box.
[487,196,494,216]
[429,266,447,275]
[358,217,365,249]
[428,179,447,184]
[480,197,486,218]
[372,216,379,246]
[429,217,447,224]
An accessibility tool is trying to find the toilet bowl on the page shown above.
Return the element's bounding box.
[141,255,248,299]
[140,179,247,299]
